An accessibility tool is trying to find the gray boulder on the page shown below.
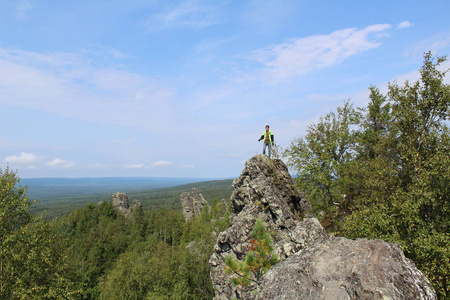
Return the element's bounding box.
[258,237,436,300]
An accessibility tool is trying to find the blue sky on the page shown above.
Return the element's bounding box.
[1,0,449,178]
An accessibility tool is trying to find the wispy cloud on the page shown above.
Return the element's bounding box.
[3,152,76,169]
[247,24,393,82]
[151,160,173,167]
[46,158,75,169]
[397,21,412,29]
[144,0,227,32]
[4,152,40,165]
[0,46,178,134]
[405,32,450,58]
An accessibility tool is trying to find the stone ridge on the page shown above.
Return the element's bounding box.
[209,154,436,300]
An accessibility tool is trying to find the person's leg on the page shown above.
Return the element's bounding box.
[262,142,266,155]
[268,143,272,158]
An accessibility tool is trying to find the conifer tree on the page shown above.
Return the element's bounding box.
[225,219,279,287]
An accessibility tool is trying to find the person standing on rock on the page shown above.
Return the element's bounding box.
[258,125,274,158]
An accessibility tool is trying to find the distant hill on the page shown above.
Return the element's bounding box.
[22,177,212,199]
[129,179,234,210]
[24,177,234,219]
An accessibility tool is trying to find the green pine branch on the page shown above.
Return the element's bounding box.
[225,218,279,288]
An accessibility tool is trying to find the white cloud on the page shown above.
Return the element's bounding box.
[151,160,173,167]
[182,164,195,168]
[248,24,393,82]
[0,46,179,134]
[4,152,39,165]
[3,152,76,170]
[397,21,412,29]
[46,158,75,169]
[145,0,227,31]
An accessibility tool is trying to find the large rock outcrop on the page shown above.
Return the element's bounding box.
[209,155,436,300]
[258,238,436,299]
[180,188,208,221]
[111,192,142,217]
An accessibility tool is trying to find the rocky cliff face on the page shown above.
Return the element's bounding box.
[111,192,142,217]
[180,188,208,221]
[209,155,436,300]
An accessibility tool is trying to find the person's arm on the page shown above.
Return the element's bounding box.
[271,134,274,143]
[258,134,264,141]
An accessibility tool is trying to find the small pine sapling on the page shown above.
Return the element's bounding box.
[225,218,279,287]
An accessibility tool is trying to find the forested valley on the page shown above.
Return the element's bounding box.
[1,52,449,299]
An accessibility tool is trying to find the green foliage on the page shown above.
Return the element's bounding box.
[96,202,229,299]
[284,100,360,230]
[43,184,231,300]
[3,168,232,299]
[225,219,279,288]
[62,207,124,298]
[284,52,450,299]
[98,237,179,300]
[357,85,392,160]
[0,168,82,299]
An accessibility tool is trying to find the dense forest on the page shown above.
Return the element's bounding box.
[1,167,231,299]
[0,52,448,299]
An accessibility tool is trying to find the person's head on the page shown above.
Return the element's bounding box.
[265,125,270,130]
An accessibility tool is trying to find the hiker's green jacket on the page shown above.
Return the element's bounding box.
[259,131,274,144]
